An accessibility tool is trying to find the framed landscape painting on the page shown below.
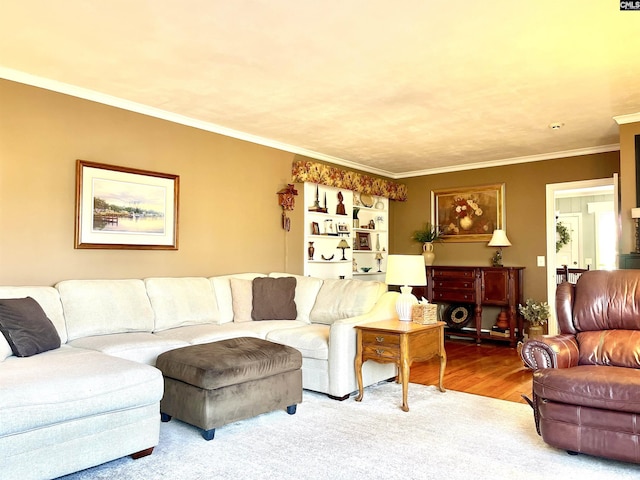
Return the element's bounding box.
[431,183,504,243]
[75,160,179,249]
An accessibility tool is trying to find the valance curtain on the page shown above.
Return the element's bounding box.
[291,160,407,201]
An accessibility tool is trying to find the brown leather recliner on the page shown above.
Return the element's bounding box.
[520,269,640,464]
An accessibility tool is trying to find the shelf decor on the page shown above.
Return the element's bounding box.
[291,160,407,201]
[75,160,179,250]
[431,183,505,243]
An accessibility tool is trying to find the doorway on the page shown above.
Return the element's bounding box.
[545,175,619,334]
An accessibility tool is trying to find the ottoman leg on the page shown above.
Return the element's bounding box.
[202,428,216,441]
[160,412,172,422]
[286,404,297,415]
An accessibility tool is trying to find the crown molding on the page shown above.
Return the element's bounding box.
[0,67,395,178]
[614,112,640,125]
[394,144,621,178]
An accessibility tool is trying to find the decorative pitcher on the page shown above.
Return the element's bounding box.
[422,242,435,266]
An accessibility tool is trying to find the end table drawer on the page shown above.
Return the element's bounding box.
[363,344,400,360]
[362,331,400,346]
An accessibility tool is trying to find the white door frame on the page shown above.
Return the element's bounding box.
[545,175,619,334]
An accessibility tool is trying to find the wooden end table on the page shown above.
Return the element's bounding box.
[354,320,446,412]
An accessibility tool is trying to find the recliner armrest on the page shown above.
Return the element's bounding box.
[520,334,579,370]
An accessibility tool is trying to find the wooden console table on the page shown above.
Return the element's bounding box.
[413,266,525,347]
[354,320,446,412]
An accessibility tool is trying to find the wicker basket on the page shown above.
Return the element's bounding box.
[412,303,438,324]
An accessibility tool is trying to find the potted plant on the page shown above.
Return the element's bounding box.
[412,223,441,266]
[518,298,550,339]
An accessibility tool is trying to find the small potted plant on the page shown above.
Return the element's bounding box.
[518,298,550,339]
[412,223,441,266]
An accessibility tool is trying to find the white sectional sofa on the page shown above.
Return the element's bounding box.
[0,273,399,480]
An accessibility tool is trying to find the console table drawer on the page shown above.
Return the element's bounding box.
[432,290,475,302]
[432,279,474,290]
[431,268,475,279]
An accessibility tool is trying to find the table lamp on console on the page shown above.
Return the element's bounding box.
[488,229,511,267]
[385,254,427,321]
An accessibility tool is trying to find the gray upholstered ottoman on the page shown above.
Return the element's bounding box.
[156,337,302,440]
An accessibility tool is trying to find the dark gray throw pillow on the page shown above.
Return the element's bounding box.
[251,277,297,321]
[0,297,61,357]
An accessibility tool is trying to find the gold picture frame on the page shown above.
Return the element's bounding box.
[75,160,179,249]
[431,183,505,243]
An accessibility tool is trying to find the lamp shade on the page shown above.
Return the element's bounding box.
[385,255,427,321]
[488,229,511,247]
[632,208,640,219]
[385,255,427,287]
[337,239,350,249]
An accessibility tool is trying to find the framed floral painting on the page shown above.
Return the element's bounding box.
[431,183,505,242]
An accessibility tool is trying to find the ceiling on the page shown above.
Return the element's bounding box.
[1,1,639,178]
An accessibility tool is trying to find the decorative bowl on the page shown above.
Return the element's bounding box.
[360,267,372,273]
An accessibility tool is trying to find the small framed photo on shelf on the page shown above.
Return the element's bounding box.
[356,232,371,250]
[337,223,349,235]
[311,222,320,235]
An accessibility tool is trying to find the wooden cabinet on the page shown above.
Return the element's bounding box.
[619,254,640,269]
[424,266,525,347]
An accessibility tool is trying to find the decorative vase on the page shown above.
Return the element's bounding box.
[528,324,544,339]
[376,234,381,251]
[459,215,473,231]
[422,242,435,266]
[308,242,315,260]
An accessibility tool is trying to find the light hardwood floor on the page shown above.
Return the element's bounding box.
[409,338,533,404]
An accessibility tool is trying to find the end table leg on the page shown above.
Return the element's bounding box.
[400,356,410,412]
[438,350,447,392]
[355,330,364,402]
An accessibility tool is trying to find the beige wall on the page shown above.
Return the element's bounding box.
[389,153,620,301]
[0,80,297,285]
[0,79,622,302]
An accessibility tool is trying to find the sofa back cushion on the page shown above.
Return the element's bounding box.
[269,273,323,324]
[57,279,154,341]
[310,279,387,324]
[0,286,67,361]
[145,277,221,331]
[572,270,640,332]
[209,273,267,324]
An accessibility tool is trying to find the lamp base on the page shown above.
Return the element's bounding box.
[396,286,418,321]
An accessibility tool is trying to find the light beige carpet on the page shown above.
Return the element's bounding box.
[60,382,639,479]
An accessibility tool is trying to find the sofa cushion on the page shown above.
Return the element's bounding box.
[310,279,387,324]
[145,277,221,331]
[269,273,323,324]
[56,279,155,341]
[68,332,189,366]
[252,277,297,321]
[266,324,329,360]
[0,297,61,357]
[0,346,163,438]
[210,273,266,324]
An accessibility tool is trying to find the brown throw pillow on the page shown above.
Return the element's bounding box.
[251,277,297,321]
[0,297,61,357]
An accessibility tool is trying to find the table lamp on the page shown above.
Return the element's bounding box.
[375,252,384,272]
[385,255,427,321]
[632,208,640,253]
[337,238,351,261]
[488,229,511,267]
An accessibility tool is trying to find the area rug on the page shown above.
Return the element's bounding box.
[60,382,639,480]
